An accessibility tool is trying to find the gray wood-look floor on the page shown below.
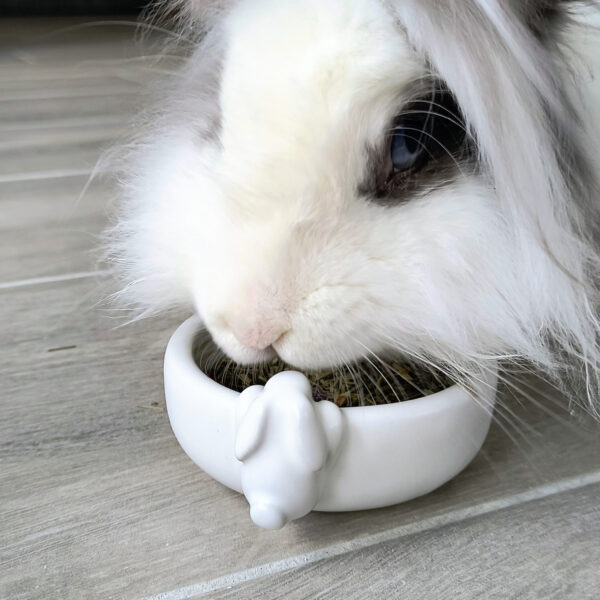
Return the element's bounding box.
[1,18,599,600]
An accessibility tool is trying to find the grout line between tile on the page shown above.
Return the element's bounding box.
[0,270,107,290]
[136,470,600,600]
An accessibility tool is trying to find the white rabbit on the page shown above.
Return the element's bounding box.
[234,371,344,529]
[104,1,600,414]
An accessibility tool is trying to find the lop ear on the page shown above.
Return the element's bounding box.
[235,387,268,462]
[512,0,592,37]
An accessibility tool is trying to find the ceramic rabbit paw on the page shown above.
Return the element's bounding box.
[234,371,345,529]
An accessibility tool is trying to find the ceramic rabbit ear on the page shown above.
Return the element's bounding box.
[234,386,267,462]
[316,400,345,457]
[284,393,333,474]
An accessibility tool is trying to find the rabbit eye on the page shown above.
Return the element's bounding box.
[368,86,469,200]
[391,88,466,176]
[390,129,425,172]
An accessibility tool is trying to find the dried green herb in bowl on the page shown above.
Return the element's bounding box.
[193,331,453,407]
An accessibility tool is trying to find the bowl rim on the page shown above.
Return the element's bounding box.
[175,315,483,414]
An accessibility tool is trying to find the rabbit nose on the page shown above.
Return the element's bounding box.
[227,317,287,351]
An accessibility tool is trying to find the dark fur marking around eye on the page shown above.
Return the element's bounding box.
[360,85,477,204]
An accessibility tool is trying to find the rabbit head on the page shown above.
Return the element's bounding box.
[105,0,600,412]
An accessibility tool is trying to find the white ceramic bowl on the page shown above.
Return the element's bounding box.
[164,316,497,529]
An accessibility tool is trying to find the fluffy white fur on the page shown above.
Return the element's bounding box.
[104,0,600,414]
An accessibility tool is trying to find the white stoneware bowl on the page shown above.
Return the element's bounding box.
[164,316,497,529]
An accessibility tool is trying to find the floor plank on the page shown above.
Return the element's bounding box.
[0,93,141,127]
[0,61,165,86]
[0,80,140,101]
[0,176,111,282]
[0,120,127,152]
[209,484,600,600]
[0,18,178,87]
[0,125,127,179]
[0,17,164,64]
[1,277,599,600]
[0,17,143,43]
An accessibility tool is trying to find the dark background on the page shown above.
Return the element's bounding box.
[1,1,147,15]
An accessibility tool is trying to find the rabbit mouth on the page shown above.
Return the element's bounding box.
[193,329,453,407]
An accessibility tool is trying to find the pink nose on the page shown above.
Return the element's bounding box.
[228,318,287,351]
